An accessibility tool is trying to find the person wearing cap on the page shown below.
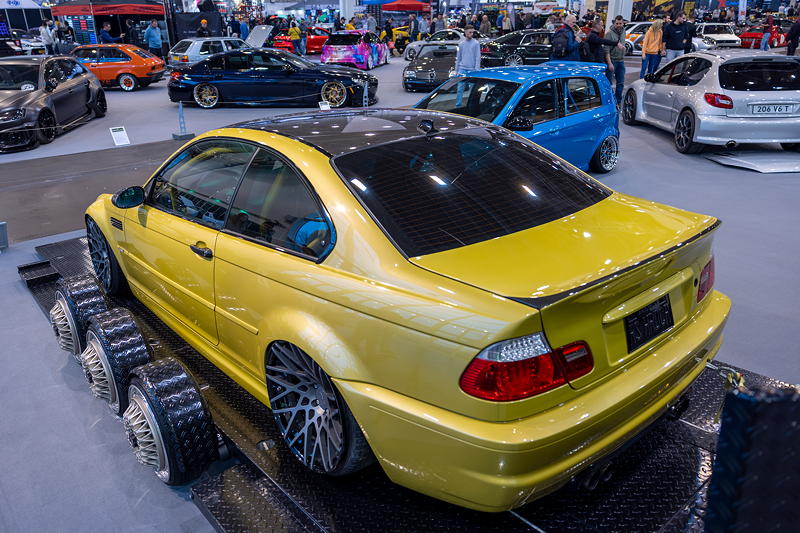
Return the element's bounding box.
[197,19,212,37]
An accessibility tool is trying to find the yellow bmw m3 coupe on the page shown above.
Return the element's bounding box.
[84,109,730,511]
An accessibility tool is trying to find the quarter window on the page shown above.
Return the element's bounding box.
[512,80,558,124]
[99,48,130,61]
[563,77,602,115]
[226,150,332,259]
[149,141,256,229]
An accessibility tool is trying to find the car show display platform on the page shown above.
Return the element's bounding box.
[18,237,794,533]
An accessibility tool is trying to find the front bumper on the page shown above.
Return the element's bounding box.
[695,113,800,145]
[403,77,446,91]
[0,121,37,150]
[168,83,192,103]
[336,291,730,512]
[350,80,379,106]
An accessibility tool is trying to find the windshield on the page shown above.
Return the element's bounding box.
[333,128,610,257]
[418,45,457,58]
[328,33,361,45]
[415,77,520,122]
[719,60,800,91]
[702,25,734,34]
[0,64,39,90]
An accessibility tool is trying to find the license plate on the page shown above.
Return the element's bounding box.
[751,104,794,114]
[171,55,180,61]
[624,295,674,352]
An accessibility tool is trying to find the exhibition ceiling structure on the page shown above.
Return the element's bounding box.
[0,0,798,531]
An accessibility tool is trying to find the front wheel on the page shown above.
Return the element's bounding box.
[87,217,127,295]
[365,53,374,70]
[590,136,620,173]
[117,73,139,92]
[320,81,348,108]
[622,90,640,125]
[674,110,704,154]
[266,342,374,476]
[93,90,107,118]
[193,83,221,109]
[36,109,57,144]
[405,47,417,60]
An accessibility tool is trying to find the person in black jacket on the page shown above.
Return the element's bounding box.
[787,19,800,56]
[587,20,624,67]
[684,15,696,53]
[663,12,689,62]
[125,19,140,46]
[197,19,212,37]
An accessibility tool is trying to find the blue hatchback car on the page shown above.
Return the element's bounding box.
[414,63,620,173]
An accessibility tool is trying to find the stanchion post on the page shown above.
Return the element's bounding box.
[0,221,8,252]
[172,101,194,141]
[363,79,369,108]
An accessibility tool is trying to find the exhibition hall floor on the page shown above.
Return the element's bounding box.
[0,56,797,532]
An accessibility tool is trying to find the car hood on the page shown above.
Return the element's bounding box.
[0,90,36,108]
[407,55,455,71]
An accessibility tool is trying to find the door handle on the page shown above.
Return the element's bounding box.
[190,244,213,258]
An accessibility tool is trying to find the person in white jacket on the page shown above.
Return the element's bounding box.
[40,20,55,55]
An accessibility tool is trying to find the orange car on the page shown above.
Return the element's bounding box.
[73,44,166,92]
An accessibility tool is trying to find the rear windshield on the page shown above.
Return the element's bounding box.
[328,34,361,45]
[719,60,800,91]
[418,45,457,58]
[333,128,610,257]
[171,40,192,54]
[416,78,521,122]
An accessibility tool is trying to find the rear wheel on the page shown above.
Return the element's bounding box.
[781,143,799,151]
[36,110,56,144]
[590,136,620,173]
[504,53,523,66]
[193,83,220,108]
[674,110,704,154]
[625,42,633,55]
[321,81,348,108]
[117,73,138,92]
[622,90,640,125]
[266,342,374,476]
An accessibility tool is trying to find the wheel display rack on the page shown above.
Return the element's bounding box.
[18,236,793,533]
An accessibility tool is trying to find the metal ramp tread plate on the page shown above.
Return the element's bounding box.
[16,260,60,288]
[24,237,793,533]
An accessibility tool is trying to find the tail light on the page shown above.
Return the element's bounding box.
[704,93,733,109]
[181,55,189,62]
[459,333,593,401]
[170,71,183,81]
[480,46,490,53]
[697,257,715,302]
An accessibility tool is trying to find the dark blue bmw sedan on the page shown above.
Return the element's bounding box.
[168,48,378,109]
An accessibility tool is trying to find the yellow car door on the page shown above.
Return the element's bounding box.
[121,139,257,345]
[213,148,335,381]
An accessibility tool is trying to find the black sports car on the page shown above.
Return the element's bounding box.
[481,30,554,67]
[403,44,457,92]
[168,48,378,109]
[0,56,106,151]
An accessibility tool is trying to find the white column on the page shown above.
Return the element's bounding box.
[340,0,354,21]
[605,0,633,30]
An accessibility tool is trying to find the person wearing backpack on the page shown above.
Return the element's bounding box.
[550,14,583,61]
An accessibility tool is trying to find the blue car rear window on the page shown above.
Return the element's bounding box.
[333,127,610,257]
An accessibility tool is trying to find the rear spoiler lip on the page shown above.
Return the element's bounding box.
[507,219,722,310]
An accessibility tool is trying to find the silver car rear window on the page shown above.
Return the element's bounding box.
[171,40,192,54]
[719,59,800,91]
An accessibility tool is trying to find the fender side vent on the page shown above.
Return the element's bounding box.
[110,217,123,231]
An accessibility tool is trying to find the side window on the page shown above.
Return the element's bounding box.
[513,80,558,124]
[430,31,448,41]
[520,34,535,45]
[224,40,240,50]
[226,53,250,71]
[149,141,256,228]
[74,47,97,60]
[44,60,67,82]
[654,58,691,84]
[447,31,461,40]
[313,28,328,36]
[207,55,225,71]
[563,77,602,115]
[681,58,712,86]
[58,59,84,79]
[200,40,224,55]
[250,51,285,70]
[533,33,552,45]
[225,149,332,259]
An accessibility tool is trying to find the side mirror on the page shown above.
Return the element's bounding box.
[112,186,145,209]
[644,73,655,83]
[45,77,59,91]
[504,115,534,131]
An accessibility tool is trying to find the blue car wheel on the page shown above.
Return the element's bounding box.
[590,136,619,173]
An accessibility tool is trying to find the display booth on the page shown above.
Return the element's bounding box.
[1,0,53,31]
[51,0,168,46]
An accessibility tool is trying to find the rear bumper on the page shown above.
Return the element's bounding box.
[695,113,800,144]
[141,69,165,83]
[336,291,730,512]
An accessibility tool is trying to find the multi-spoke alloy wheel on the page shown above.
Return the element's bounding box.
[674,110,703,154]
[118,73,138,92]
[123,384,170,481]
[87,218,111,291]
[80,330,116,405]
[504,53,523,66]
[622,90,639,125]
[266,342,345,473]
[37,111,56,144]
[50,292,78,356]
[321,81,347,108]
[599,136,619,171]
[194,84,220,108]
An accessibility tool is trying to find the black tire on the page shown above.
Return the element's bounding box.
[117,73,138,92]
[781,143,799,151]
[625,42,633,56]
[674,109,704,154]
[50,274,109,359]
[266,341,374,476]
[124,358,217,485]
[589,136,620,173]
[622,90,640,125]
[35,109,57,145]
[92,90,107,118]
[86,216,127,296]
[193,83,221,109]
[81,308,151,415]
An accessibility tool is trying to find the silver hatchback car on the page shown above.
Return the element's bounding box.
[167,37,249,67]
[622,50,800,153]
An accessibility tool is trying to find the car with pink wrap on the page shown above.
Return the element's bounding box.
[321,30,389,70]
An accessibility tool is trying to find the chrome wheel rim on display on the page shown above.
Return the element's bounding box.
[123,385,170,481]
[194,84,219,108]
[87,218,111,291]
[266,343,345,473]
[39,112,56,141]
[119,74,136,91]
[623,92,636,123]
[321,82,346,108]
[80,330,118,411]
[50,292,79,356]
[599,137,619,171]
[675,113,693,151]
[505,54,522,66]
